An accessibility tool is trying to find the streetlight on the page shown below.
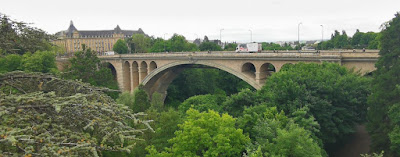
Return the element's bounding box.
[298,22,302,47]
[163,33,168,52]
[248,29,253,42]
[320,25,324,41]
[320,25,324,50]
[220,29,224,43]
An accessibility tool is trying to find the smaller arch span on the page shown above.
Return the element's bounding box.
[139,61,148,82]
[258,63,276,85]
[123,61,131,92]
[103,62,117,81]
[132,61,139,90]
[149,61,157,72]
[242,62,256,79]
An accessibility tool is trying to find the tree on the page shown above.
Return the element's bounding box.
[224,43,237,51]
[22,51,58,73]
[61,46,118,92]
[131,34,151,53]
[117,85,151,113]
[199,42,222,51]
[167,34,198,52]
[0,51,58,74]
[203,36,209,42]
[178,94,225,114]
[147,109,250,157]
[113,39,128,54]
[0,13,53,55]
[150,38,167,52]
[132,85,151,113]
[222,88,258,117]
[0,72,152,156]
[0,54,23,73]
[245,107,323,157]
[367,12,400,156]
[259,62,371,146]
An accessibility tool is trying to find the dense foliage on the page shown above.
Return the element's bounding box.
[0,13,53,55]
[147,109,250,157]
[245,107,323,157]
[318,30,380,50]
[117,86,150,113]
[259,63,371,146]
[367,12,400,156]
[61,46,118,94]
[199,42,222,51]
[0,72,152,156]
[0,51,58,74]
[224,43,237,51]
[261,42,294,50]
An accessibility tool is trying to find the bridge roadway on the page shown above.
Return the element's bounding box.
[94,50,378,101]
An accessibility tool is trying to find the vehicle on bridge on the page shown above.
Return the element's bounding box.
[236,43,262,53]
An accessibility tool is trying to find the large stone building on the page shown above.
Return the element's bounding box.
[53,21,146,54]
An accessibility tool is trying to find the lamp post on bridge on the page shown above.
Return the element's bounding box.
[297,22,302,50]
[220,29,224,44]
[248,29,252,42]
[320,25,324,50]
[163,33,168,52]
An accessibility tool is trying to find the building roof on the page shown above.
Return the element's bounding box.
[58,21,145,38]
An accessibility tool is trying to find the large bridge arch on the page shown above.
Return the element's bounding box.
[142,60,261,101]
[104,62,118,81]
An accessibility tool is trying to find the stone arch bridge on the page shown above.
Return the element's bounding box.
[98,50,378,100]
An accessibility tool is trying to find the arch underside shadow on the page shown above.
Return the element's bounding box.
[142,61,261,101]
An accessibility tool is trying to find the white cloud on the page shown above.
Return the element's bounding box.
[1,0,398,42]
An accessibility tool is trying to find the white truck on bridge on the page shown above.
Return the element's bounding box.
[236,43,262,53]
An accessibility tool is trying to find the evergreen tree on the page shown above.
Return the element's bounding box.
[0,72,152,156]
[367,12,400,156]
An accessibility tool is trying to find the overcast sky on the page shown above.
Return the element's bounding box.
[1,0,399,42]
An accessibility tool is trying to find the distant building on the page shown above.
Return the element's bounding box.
[53,21,146,54]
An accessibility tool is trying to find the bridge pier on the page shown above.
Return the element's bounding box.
[139,64,148,83]
[255,72,268,85]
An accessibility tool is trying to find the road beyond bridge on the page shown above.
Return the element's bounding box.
[78,50,378,100]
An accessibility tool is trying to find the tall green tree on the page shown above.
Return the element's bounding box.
[131,34,151,53]
[167,34,198,52]
[116,85,151,113]
[62,45,118,91]
[113,39,128,54]
[150,38,167,52]
[0,13,53,55]
[367,12,400,156]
